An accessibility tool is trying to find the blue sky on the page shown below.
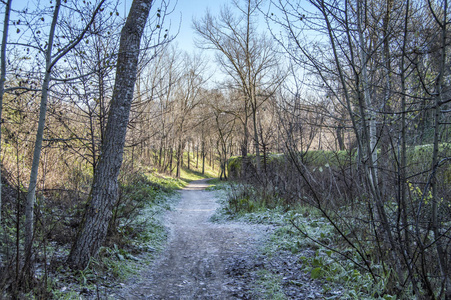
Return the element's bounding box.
[170,0,227,52]
[7,0,227,53]
[6,0,272,84]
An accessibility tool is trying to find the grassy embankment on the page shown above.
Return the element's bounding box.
[212,145,451,300]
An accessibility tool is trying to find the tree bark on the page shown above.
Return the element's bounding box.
[187,140,190,170]
[25,0,61,255]
[429,0,451,296]
[336,125,345,151]
[176,139,182,178]
[357,0,378,181]
[68,0,153,270]
[202,140,205,174]
[398,1,420,295]
[20,0,106,263]
[196,143,199,168]
[0,0,12,228]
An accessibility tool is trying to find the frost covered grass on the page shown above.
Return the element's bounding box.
[255,269,286,300]
[211,182,398,299]
[43,172,182,299]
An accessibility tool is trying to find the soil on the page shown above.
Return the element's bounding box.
[113,179,331,299]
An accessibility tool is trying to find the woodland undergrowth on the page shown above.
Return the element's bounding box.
[211,181,390,300]
[0,167,188,299]
[219,146,451,299]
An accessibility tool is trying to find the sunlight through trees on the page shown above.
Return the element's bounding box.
[0,0,450,298]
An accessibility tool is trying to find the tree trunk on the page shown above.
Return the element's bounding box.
[357,0,378,180]
[176,140,182,178]
[202,141,205,175]
[187,140,190,170]
[398,1,420,295]
[252,106,261,174]
[169,147,173,174]
[159,145,163,167]
[192,141,195,160]
[241,111,249,158]
[247,0,260,175]
[430,1,451,296]
[196,143,199,168]
[0,0,12,228]
[25,0,61,255]
[67,0,153,270]
[210,147,213,169]
[336,125,345,151]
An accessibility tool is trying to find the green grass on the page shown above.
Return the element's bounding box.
[149,151,219,186]
[145,167,216,189]
[145,172,188,189]
[179,167,213,182]
[210,183,397,299]
[228,143,451,176]
[181,151,219,178]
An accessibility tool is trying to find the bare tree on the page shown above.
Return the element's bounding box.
[426,0,450,296]
[0,0,12,228]
[22,0,106,262]
[173,53,207,177]
[194,0,280,175]
[68,0,160,270]
[210,89,237,179]
[266,0,451,297]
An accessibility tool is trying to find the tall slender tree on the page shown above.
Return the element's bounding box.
[268,0,451,296]
[0,0,12,228]
[68,0,156,270]
[194,0,280,175]
[24,0,106,258]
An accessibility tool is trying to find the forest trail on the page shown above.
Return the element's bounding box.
[117,179,269,299]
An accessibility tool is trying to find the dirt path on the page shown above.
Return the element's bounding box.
[116,179,269,299]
